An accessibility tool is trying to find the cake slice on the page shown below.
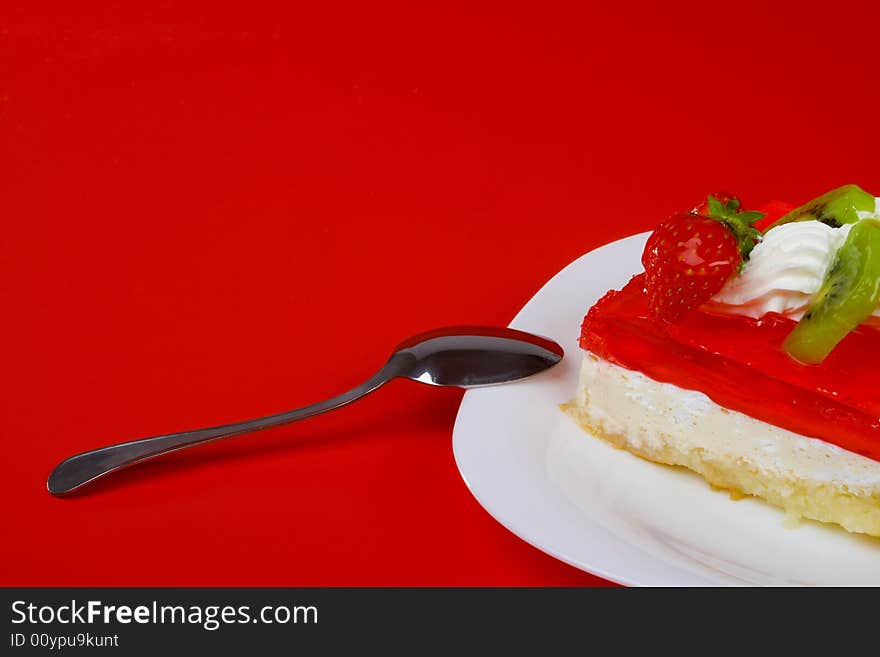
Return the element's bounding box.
[566,187,880,537]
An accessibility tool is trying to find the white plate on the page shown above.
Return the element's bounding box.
[452,232,880,586]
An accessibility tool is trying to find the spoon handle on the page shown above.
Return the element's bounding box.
[47,357,404,496]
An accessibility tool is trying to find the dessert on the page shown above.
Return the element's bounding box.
[564,185,880,537]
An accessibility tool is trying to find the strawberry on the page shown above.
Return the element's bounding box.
[642,194,764,322]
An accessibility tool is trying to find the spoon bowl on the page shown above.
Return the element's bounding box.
[394,326,563,387]
[47,326,563,495]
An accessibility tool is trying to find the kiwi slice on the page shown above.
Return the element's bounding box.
[783,219,880,364]
[769,184,875,230]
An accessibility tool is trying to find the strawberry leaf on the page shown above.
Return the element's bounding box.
[736,211,765,225]
[700,194,765,264]
[706,195,727,218]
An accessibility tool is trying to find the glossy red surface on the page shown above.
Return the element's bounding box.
[581,275,880,461]
[5,2,880,586]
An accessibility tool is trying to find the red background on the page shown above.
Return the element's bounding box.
[3,1,879,586]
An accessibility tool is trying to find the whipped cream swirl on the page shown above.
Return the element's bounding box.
[705,219,880,321]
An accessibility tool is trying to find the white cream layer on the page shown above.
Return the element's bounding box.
[574,353,880,494]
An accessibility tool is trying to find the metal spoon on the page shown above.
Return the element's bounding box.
[47,326,563,495]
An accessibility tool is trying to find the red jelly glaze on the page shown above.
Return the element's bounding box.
[580,274,880,462]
